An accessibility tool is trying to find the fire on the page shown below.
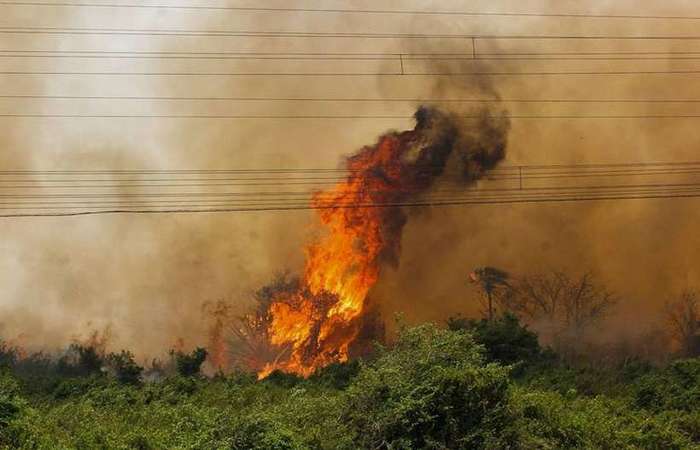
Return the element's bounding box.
[250,107,508,378]
[258,135,418,377]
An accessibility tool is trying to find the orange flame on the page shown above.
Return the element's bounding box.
[258,133,422,377]
[253,108,508,377]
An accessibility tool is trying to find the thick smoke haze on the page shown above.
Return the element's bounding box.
[1,0,699,360]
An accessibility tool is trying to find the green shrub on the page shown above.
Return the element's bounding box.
[308,361,360,389]
[84,383,139,408]
[669,410,700,443]
[0,343,17,370]
[51,376,106,400]
[143,376,201,405]
[56,344,104,378]
[448,313,542,368]
[512,387,695,449]
[0,373,31,448]
[172,348,208,378]
[229,414,306,450]
[106,350,143,385]
[3,325,700,449]
[263,370,302,389]
[343,323,515,449]
[634,358,700,411]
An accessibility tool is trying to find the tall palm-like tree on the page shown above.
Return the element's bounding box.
[469,267,510,321]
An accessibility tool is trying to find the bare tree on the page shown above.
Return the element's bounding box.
[563,273,616,340]
[202,300,236,372]
[507,271,617,356]
[507,271,569,321]
[665,290,700,357]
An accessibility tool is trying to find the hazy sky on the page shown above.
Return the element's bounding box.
[1,0,700,355]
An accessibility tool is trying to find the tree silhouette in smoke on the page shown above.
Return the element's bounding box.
[469,267,511,321]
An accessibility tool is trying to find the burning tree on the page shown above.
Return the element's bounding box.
[233,107,510,377]
[227,275,302,373]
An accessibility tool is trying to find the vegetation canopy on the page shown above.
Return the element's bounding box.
[0,314,698,449]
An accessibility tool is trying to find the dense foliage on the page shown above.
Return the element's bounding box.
[0,319,699,449]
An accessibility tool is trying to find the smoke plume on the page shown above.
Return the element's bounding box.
[2,0,700,368]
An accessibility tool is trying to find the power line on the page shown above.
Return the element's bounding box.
[0,163,698,215]
[1,182,699,198]
[4,52,700,61]
[5,186,694,203]
[6,50,700,57]
[4,26,700,40]
[1,182,698,200]
[5,187,700,209]
[4,188,699,208]
[2,191,700,218]
[0,181,698,198]
[492,168,700,179]
[504,161,700,169]
[1,168,700,186]
[0,161,697,174]
[5,69,700,77]
[2,2,700,21]
[6,94,700,104]
[0,114,455,119]
[5,114,700,119]
[0,173,700,191]
[0,163,694,187]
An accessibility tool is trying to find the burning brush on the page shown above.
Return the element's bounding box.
[231,106,510,378]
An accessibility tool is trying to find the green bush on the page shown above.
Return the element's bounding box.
[106,350,143,385]
[512,387,695,449]
[343,323,515,449]
[172,348,208,378]
[2,325,700,449]
[0,373,31,448]
[0,343,17,370]
[448,313,542,368]
[51,375,106,400]
[263,370,303,389]
[229,414,306,450]
[308,361,360,389]
[634,358,700,411]
[56,344,104,378]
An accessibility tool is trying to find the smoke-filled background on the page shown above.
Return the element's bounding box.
[1,0,699,359]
